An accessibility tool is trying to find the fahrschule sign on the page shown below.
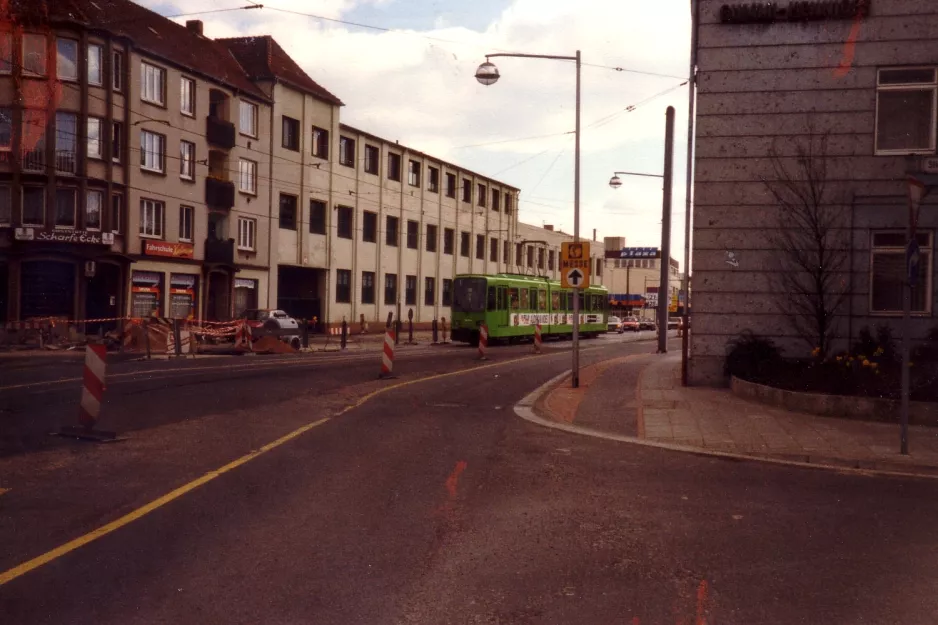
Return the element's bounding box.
[719,0,870,24]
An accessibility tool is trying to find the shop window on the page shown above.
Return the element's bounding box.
[131,270,164,318]
[876,68,937,154]
[85,190,102,231]
[234,278,258,317]
[336,269,351,303]
[21,261,74,319]
[871,231,932,313]
[361,271,375,304]
[424,277,435,306]
[169,273,198,319]
[310,200,327,235]
[55,188,77,229]
[405,275,417,306]
[442,279,453,306]
[362,210,376,242]
[337,206,353,239]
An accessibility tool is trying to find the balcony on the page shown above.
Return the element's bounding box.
[205,176,235,210]
[21,148,45,172]
[204,237,235,265]
[206,115,236,150]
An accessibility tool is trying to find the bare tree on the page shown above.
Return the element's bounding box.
[762,131,849,357]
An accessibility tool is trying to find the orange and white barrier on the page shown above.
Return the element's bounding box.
[79,344,107,429]
[534,323,542,354]
[478,324,488,360]
[234,321,253,351]
[380,330,395,378]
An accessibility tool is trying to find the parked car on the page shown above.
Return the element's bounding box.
[607,316,622,333]
[639,319,657,331]
[667,318,680,330]
[239,309,302,348]
[620,316,640,332]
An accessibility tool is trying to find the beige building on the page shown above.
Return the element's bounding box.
[601,237,681,320]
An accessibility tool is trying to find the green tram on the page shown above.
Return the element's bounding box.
[450,273,609,345]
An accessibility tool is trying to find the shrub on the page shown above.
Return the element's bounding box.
[851,325,898,365]
[724,331,783,381]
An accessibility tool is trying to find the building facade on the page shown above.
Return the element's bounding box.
[602,235,682,321]
[690,0,938,384]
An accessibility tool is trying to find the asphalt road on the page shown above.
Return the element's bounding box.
[3,333,938,624]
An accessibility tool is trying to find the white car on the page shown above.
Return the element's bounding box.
[607,316,622,333]
[240,309,302,348]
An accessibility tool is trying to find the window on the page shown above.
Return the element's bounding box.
[310,200,326,235]
[140,130,165,173]
[337,205,353,239]
[405,275,417,306]
[871,231,932,313]
[426,224,438,252]
[23,187,44,226]
[364,144,379,174]
[407,220,418,249]
[140,198,164,238]
[141,62,165,105]
[339,136,355,167]
[239,100,257,136]
[876,68,938,154]
[56,38,78,80]
[180,77,195,116]
[312,126,329,159]
[87,118,102,159]
[428,166,440,193]
[111,51,123,91]
[362,210,377,242]
[0,32,12,74]
[460,231,470,257]
[180,141,195,180]
[386,215,399,246]
[0,186,9,225]
[442,279,453,306]
[445,173,457,198]
[111,121,123,163]
[425,277,435,306]
[527,246,534,267]
[503,241,510,265]
[408,160,420,186]
[388,152,401,181]
[443,228,454,255]
[279,193,297,230]
[238,158,257,194]
[179,205,193,241]
[282,116,300,151]
[55,112,77,174]
[490,237,498,262]
[362,271,376,304]
[23,34,47,77]
[596,258,603,277]
[548,250,555,270]
[87,44,103,86]
[111,193,123,234]
[336,270,351,303]
[384,273,398,305]
[492,189,500,212]
[475,234,485,260]
[538,248,545,269]
[462,179,472,202]
[238,217,256,251]
[85,190,102,231]
[478,183,487,207]
[0,108,8,151]
[505,194,513,214]
[516,243,523,266]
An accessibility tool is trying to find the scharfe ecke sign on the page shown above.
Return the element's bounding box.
[719,0,870,24]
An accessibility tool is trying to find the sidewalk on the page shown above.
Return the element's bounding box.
[534,352,938,477]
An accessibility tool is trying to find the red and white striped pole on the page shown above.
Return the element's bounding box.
[478,323,488,360]
[79,344,106,429]
[534,323,542,354]
[380,329,396,378]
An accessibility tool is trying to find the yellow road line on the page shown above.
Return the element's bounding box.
[0,354,538,587]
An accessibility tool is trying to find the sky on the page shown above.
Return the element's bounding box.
[142,0,693,267]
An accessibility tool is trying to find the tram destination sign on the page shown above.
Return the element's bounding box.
[719,0,870,24]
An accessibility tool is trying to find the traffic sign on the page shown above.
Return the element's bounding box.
[561,242,591,289]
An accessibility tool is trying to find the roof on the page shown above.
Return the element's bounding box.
[219,36,344,106]
[12,0,269,102]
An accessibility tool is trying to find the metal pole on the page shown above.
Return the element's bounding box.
[682,0,699,386]
[658,107,675,354]
[571,49,581,388]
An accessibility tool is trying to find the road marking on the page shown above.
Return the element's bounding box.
[0,352,548,587]
[445,461,468,498]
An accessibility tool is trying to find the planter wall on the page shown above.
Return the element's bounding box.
[730,376,938,428]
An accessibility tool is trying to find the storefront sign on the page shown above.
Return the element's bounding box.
[144,240,194,259]
[234,278,257,289]
[606,247,660,260]
[15,228,114,245]
[719,0,869,24]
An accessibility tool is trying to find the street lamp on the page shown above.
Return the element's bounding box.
[476,50,582,387]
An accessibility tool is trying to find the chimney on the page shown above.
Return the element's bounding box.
[544,224,554,231]
[186,20,204,35]
[592,228,597,241]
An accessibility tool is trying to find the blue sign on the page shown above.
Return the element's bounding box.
[908,239,921,287]
[618,247,660,259]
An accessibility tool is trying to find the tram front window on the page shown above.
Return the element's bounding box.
[453,277,487,313]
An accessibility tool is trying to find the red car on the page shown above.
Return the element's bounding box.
[620,317,640,332]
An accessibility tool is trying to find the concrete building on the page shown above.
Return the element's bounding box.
[690,0,938,384]
[601,237,681,320]
[513,222,606,286]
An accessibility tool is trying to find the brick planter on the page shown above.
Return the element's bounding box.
[730,376,938,427]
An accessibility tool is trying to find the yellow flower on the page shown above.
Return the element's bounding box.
[874,347,884,357]
[870,362,878,370]
[862,359,871,367]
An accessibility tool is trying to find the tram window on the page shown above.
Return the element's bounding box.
[566,293,573,310]
[578,292,585,310]
[520,288,529,309]
[529,289,537,309]
[538,289,547,311]
[487,286,497,311]
[509,288,520,310]
[497,287,506,310]
[551,291,561,311]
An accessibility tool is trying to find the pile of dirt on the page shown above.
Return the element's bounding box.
[251,335,297,354]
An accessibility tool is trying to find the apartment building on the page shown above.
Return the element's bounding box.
[690,0,938,384]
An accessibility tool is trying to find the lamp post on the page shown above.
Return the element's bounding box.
[476,50,582,387]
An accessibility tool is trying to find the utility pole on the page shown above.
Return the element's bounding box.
[657,107,676,354]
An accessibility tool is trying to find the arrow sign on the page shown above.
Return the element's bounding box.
[567,268,583,287]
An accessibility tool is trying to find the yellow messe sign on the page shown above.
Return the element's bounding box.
[560,242,591,289]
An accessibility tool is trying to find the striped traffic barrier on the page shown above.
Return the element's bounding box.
[478,324,489,361]
[379,329,396,378]
[534,323,542,354]
[234,320,253,351]
[57,343,117,441]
